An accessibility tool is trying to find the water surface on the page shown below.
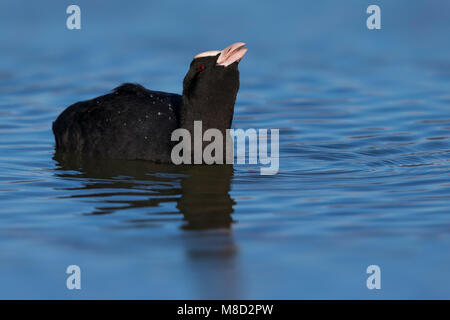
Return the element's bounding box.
[0,0,450,298]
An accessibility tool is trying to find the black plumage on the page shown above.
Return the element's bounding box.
[52,43,247,163]
[53,83,181,162]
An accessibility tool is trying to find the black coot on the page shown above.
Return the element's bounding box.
[53,42,248,163]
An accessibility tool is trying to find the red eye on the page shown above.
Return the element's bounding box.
[197,64,206,71]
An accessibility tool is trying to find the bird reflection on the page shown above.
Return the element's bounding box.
[53,152,235,230]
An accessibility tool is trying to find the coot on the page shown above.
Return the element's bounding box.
[53,42,248,163]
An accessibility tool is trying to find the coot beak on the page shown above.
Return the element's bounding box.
[216,42,248,67]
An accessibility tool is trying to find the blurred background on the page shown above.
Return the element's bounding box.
[0,0,450,298]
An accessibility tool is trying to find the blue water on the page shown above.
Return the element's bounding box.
[1,0,450,299]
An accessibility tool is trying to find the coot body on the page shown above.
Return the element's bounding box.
[53,84,181,162]
[53,42,248,163]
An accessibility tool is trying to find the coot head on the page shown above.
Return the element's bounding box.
[181,42,248,131]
